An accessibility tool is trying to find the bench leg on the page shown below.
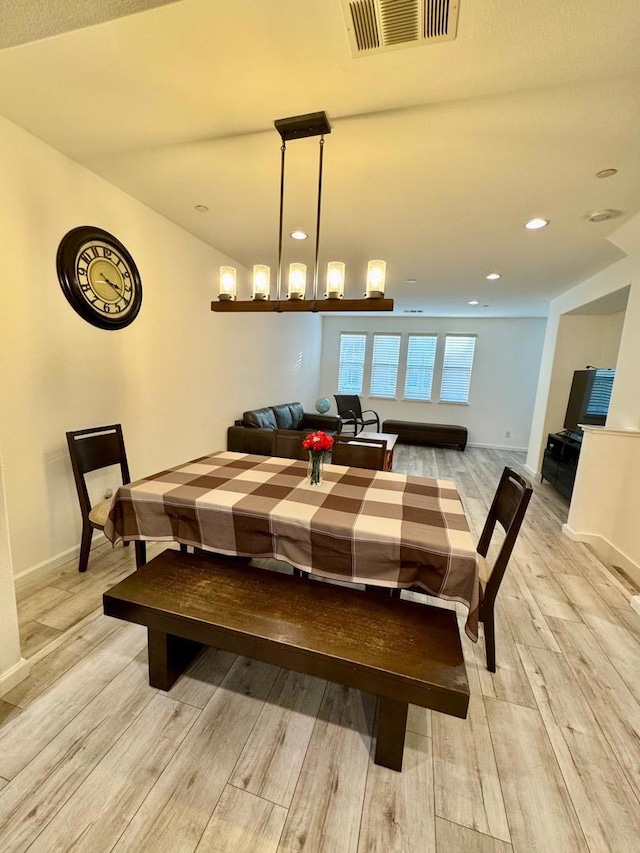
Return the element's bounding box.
[374,696,408,772]
[135,541,147,569]
[147,628,203,691]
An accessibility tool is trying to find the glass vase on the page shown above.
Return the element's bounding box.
[308,451,324,485]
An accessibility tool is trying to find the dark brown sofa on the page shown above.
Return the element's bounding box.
[227,402,341,456]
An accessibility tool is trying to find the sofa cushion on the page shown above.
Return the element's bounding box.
[288,402,304,429]
[272,403,294,430]
[272,402,305,429]
[243,407,277,430]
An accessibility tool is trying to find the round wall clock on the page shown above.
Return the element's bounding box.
[56,226,143,330]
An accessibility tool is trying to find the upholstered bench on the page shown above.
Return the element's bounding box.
[382,420,468,450]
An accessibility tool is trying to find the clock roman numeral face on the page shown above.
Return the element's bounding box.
[75,241,135,317]
[57,226,143,330]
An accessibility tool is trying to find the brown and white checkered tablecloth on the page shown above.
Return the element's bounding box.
[104,451,480,640]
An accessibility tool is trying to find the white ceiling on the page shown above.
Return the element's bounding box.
[1,0,640,317]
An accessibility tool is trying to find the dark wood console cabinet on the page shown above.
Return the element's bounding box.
[541,432,581,500]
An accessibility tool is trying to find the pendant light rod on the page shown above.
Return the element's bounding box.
[313,135,325,301]
[276,140,286,301]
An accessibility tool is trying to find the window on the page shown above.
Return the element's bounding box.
[370,334,401,398]
[338,333,366,394]
[585,369,615,417]
[440,335,476,403]
[404,335,437,400]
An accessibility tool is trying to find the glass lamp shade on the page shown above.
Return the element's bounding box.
[219,266,237,300]
[365,260,386,298]
[288,263,307,299]
[252,265,270,300]
[325,261,345,298]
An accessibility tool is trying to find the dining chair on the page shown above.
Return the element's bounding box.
[334,395,380,436]
[272,429,309,460]
[66,423,130,573]
[331,434,387,470]
[477,466,533,671]
[402,466,532,672]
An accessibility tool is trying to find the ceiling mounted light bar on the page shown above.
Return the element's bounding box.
[212,110,393,313]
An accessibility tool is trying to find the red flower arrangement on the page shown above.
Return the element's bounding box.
[302,431,334,485]
[302,431,335,453]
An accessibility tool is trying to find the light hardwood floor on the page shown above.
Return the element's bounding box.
[1,445,639,852]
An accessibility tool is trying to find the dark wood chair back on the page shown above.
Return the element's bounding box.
[66,424,130,572]
[331,434,387,470]
[334,395,380,435]
[477,466,533,670]
[272,429,309,461]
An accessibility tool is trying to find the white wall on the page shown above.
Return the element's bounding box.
[0,112,322,588]
[527,214,640,583]
[525,258,632,475]
[319,316,546,449]
[542,313,624,436]
[0,452,28,693]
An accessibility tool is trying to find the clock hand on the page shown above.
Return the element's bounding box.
[97,277,122,294]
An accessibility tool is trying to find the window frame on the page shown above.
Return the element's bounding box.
[403,333,438,402]
[438,334,477,405]
[369,333,402,399]
[337,332,367,395]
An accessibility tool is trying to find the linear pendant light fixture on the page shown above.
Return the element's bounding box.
[212,111,394,313]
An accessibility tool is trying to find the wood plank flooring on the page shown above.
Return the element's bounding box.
[0,445,638,852]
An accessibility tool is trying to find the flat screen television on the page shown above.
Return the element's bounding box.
[563,368,615,435]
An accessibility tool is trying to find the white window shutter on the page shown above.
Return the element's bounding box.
[338,333,366,394]
[404,335,437,400]
[440,336,476,403]
[370,335,401,398]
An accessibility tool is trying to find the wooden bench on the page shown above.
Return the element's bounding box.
[103,549,469,772]
[382,419,468,450]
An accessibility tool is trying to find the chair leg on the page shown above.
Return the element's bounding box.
[78,522,93,573]
[483,610,497,672]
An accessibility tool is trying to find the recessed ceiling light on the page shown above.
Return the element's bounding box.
[290,230,308,240]
[524,218,549,230]
[468,300,479,305]
[405,278,417,283]
[486,272,501,280]
[596,168,618,179]
[194,204,209,213]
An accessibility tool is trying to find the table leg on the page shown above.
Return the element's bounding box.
[374,696,408,772]
[147,628,203,691]
[134,540,147,569]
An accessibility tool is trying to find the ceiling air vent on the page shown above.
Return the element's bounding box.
[341,0,459,57]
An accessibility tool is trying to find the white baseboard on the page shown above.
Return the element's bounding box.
[467,442,528,452]
[0,656,31,697]
[523,464,538,479]
[562,523,640,589]
[631,596,640,615]
[14,531,108,590]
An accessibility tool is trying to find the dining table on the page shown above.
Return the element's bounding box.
[103,450,480,640]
